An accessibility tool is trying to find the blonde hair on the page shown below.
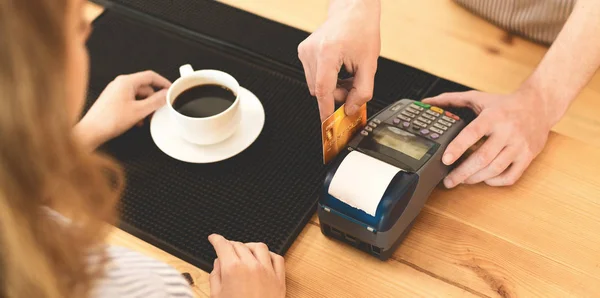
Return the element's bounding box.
[0,1,123,297]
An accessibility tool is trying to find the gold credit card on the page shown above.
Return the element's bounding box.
[322,104,367,164]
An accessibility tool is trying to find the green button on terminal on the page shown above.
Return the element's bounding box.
[414,101,430,109]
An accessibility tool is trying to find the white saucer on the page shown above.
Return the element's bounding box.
[150,87,265,163]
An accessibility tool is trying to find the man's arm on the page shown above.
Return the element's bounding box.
[424,0,600,187]
[522,0,600,126]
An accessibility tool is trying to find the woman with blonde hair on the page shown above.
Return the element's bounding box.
[0,0,286,297]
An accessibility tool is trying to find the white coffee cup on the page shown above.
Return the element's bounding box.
[167,64,242,145]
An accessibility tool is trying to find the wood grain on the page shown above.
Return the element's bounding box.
[216,0,600,148]
[286,222,481,298]
[84,1,600,297]
[108,219,479,298]
[425,134,600,277]
[308,134,600,298]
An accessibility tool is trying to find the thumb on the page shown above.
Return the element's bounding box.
[209,258,222,294]
[315,56,340,121]
[136,88,168,118]
[422,91,478,110]
[345,64,376,116]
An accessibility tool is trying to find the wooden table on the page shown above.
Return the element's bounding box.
[86,1,600,297]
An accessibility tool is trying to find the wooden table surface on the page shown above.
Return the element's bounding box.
[86,1,600,297]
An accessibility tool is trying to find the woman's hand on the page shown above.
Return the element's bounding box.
[422,87,554,187]
[208,234,286,298]
[74,70,171,150]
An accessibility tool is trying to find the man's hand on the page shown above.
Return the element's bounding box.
[74,71,171,150]
[208,234,286,298]
[423,0,600,188]
[423,88,553,187]
[298,0,381,121]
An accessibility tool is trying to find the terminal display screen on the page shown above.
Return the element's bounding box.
[372,126,435,160]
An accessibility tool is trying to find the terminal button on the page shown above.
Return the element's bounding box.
[417,117,432,124]
[433,123,448,131]
[430,106,444,114]
[422,113,436,121]
[430,133,440,140]
[361,130,369,136]
[373,119,382,124]
[438,119,452,127]
[365,126,373,132]
[401,111,417,118]
[402,122,410,128]
[442,115,457,123]
[414,101,430,109]
[444,111,460,120]
[410,104,424,111]
[406,107,420,114]
[393,118,401,125]
[420,129,430,135]
[397,115,412,122]
[425,110,440,117]
[430,127,444,135]
[413,120,428,128]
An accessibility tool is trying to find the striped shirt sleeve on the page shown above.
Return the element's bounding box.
[453,0,577,45]
[91,246,194,298]
[43,208,194,298]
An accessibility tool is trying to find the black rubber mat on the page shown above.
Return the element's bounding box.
[86,1,475,272]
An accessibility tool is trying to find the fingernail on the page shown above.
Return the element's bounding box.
[345,104,358,116]
[444,177,455,188]
[181,272,194,285]
[442,153,454,165]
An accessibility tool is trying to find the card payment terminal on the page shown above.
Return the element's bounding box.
[318,99,466,260]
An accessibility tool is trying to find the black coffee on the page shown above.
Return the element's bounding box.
[172,84,236,118]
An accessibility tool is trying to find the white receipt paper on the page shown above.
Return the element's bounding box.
[328,151,403,216]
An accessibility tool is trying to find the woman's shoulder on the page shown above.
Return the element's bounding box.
[91,245,194,298]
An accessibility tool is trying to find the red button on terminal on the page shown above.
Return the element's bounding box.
[445,111,459,120]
